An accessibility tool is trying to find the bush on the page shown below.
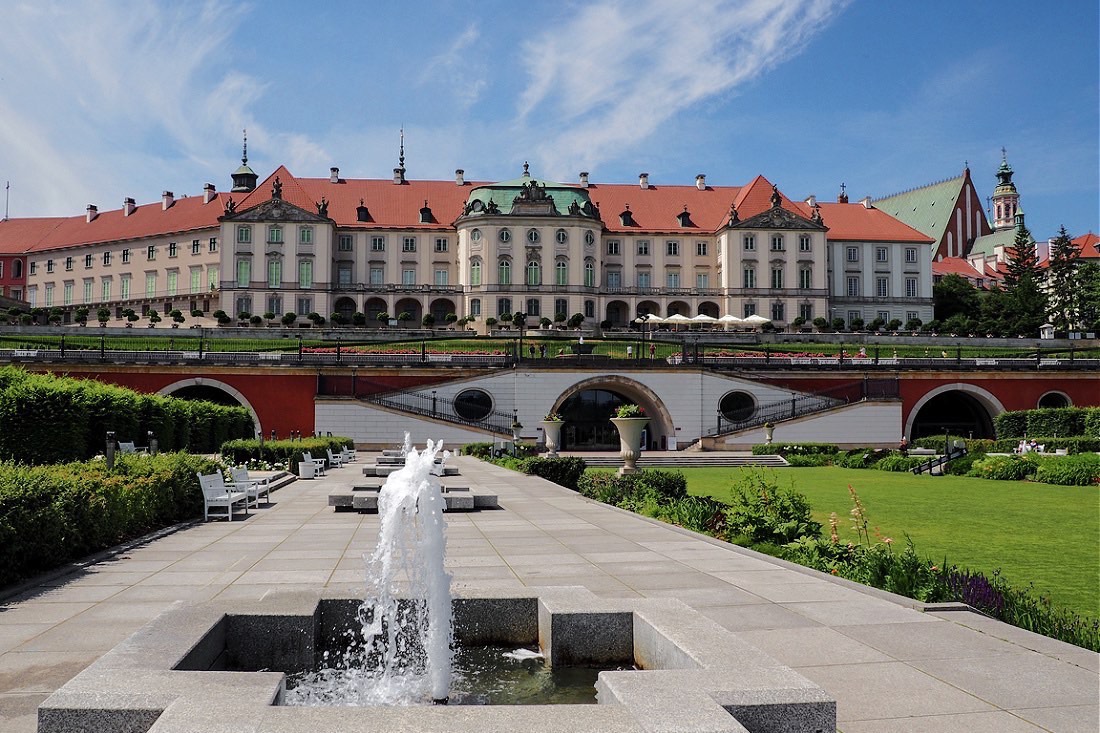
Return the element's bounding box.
[576,469,686,506]
[219,436,353,475]
[994,411,1029,439]
[1032,454,1100,486]
[752,443,839,456]
[782,453,835,467]
[873,454,932,472]
[725,470,821,545]
[0,452,222,587]
[834,450,877,469]
[943,452,984,476]
[967,454,1037,481]
[517,456,587,490]
[1086,409,1100,438]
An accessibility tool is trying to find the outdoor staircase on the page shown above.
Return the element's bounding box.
[361,387,514,436]
[577,453,789,469]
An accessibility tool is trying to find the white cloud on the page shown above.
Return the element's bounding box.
[417,24,486,110]
[0,1,267,216]
[512,0,852,179]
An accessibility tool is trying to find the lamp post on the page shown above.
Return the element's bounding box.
[148,430,157,455]
[432,390,437,417]
[106,431,116,471]
[297,334,303,362]
[511,409,523,457]
[336,336,341,363]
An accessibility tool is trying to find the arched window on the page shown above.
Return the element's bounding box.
[526,260,541,285]
[470,259,482,286]
[12,260,22,278]
[498,258,511,285]
[555,260,568,286]
[584,260,596,287]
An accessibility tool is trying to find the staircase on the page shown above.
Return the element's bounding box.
[911,448,967,475]
[576,453,789,469]
[362,388,514,436]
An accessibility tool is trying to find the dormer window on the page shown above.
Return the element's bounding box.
[356,199,370,222]
[419,201,433,224]
[677,209,692,227]
[619,208,636,226]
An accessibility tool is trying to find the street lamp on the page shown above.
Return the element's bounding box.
[511,409,523,456]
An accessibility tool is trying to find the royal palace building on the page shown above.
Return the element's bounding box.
[2,148,936,329]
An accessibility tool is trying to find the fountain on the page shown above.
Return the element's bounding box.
[290,438,454,706]
[38,435,836,732]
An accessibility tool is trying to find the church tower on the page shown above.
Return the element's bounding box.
[991,149,1019,231]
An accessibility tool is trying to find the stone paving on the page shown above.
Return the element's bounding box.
[1,456,1097,732]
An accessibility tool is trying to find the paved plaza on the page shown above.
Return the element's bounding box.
[1,456,1097,732]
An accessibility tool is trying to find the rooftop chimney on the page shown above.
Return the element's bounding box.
[393,167,405,185]
[330,167,340,184]
[455,169,465,185]
[203,183,216,204]
[639,173,649,189]
[86,204,98,223]
[123,197,136,216]
[860,196,873,209]
[695,174,706,190]
[579,171,589,188]
[161,191,174,211]
[805,194,817,207]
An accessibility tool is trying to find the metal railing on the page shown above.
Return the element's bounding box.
[707,380,896,436]
[359,386,515,435]
[911,447,968,475]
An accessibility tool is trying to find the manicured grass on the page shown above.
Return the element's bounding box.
[682,466,1100,616]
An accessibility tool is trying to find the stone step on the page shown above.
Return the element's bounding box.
[329,489,496,512]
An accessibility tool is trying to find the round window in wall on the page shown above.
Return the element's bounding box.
[584,230,596,246]
[499,228,512,243]
[454,389,494,421]
[718,391,756,422]
[555,229,568,244]
[1037,391,1071,409]
[470,228,482,242]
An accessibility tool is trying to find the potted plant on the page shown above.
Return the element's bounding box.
[540,412,565,457]
[610,404,649,475]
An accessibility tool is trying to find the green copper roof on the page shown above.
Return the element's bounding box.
[874,176,965,242]
[970,220,1033,257]
[465,173,596,217]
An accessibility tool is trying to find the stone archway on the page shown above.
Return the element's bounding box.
[905,383,1004,440]
[157,378,261,432]
[550,375,674,450]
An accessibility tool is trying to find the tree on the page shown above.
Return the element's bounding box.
[811,316,828,332]
[1001,221,1047,336]
[485,317,498,329]
[849,317,864,331]
[933,274,981,322]
[74,307,89,325]
[352,311,367,327]
[375,311,390,325]
[422,313,436,328]
[1046,226,1082,330]
[148,310,162,325]
[1076,262,1100,332]
[511,311,526,328]
[397,311,412,326]
[567,312,585,328]
[169,309,185,325]
[977,285,1010,336]
[281,311,298,327]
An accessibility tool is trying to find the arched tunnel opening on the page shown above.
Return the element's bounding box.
[910,390,996,440]
[166,385,246,408]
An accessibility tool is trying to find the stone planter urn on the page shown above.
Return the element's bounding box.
[540,420,564,457]
[610,417,649,475]
[764,423,775,444]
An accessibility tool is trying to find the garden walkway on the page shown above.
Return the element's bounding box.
[0,457,1096,732]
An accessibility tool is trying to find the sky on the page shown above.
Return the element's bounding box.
[1,0,1097,240]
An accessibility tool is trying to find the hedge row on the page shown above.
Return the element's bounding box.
[219,437,353,475]
[994,407,1100,439]
[0,452,222,587]
[911,435,1100,454]
[969,453,1100,486]
[751,443,839,456]
[0,367,253,464]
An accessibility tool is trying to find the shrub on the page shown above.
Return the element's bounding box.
[219,437,353,475]
[834,450,877,469]
[994,411,1029,438]
[781,453,835,467]
[575,469,685,506]
[967,454,1037,481]
[1032,454,1100,486]
[725,470,821,545]
[635,469,688,500]
[873,454,931,472]
[943,452,984,476]
[1086,408,1100,438]
[752,443,838,456]
[517,456,587,490]
[0,452,222,587]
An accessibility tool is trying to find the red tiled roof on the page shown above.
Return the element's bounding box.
[0,217,65,254]
[933,257,984,279]
[22,194,227,254]
[807,202,932,243]
[1072,231,1099,258]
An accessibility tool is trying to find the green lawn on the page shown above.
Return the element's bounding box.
[682,467,1100,616]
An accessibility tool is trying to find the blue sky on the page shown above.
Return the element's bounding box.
[1,0,1096,240]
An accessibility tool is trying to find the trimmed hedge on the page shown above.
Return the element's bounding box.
[0,452,222,587]
[752,443,839,456]
[994,407,1100,439]
[968,454,1038,481]
[219,437,353,475]
[577,469,688,505]
[0,367,253,464]
[913,435,1100,454]
[782,453,835,467]
[517,456,588,490]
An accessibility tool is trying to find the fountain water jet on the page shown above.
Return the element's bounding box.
[286,438,453,706]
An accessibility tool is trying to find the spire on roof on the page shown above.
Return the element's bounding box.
[837,182,848,204]
[231,129,258,193]
[523,161,530,178]
[399,128,405,170]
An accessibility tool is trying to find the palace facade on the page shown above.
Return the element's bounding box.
[2,151,937,329]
